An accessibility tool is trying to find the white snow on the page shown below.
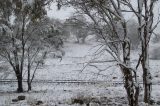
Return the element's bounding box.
[0,40,160,105]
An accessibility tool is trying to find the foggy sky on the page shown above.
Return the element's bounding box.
[47,2,160,33]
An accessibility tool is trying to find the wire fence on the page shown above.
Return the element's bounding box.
[0,79,159,85]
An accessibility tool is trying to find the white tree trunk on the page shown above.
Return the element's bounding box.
[141,41,152,104]
[121,39,139,106]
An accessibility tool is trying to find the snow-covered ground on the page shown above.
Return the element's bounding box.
[0,40,160,106]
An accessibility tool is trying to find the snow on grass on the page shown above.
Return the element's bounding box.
[0,41,160,105]
[0,83,127,106]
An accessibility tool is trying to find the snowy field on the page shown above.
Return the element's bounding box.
[0,40,160,106]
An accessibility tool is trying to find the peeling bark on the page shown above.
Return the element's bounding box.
[121,40,139,106]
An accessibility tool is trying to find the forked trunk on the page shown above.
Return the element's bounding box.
[121,40,139,106]
[121,67,139,106]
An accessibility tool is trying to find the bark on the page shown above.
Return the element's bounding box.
[16,69,23,93]
[20,15,26,78]
[27,48,32,91]
[121,40,139,106]
[27,64,33,91]
[27,82,32,91]
[141,44,152,104]
[121,18,139,106]
[11,28,24,93]
[27,65,31,91]
[138,0,154,103]
[140,4,152,102]
[17,76,23,93]
[121,67,139,106]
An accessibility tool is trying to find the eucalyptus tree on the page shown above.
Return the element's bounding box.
[120,0,159,104]
[0,0,52,92]
[64,15,90,43]
[58,0,159,105]
[25,17,54,91]
[58,0,140,105]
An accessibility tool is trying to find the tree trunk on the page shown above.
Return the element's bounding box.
[14,63,24,93]
[16,71,23,93]
[143,66,152,104]
[27,55,32,91]
[27,82,32,91]
[122,67,139,106]
[121,40,139,106]
[141,44,152,104]
[27,68,32,91]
